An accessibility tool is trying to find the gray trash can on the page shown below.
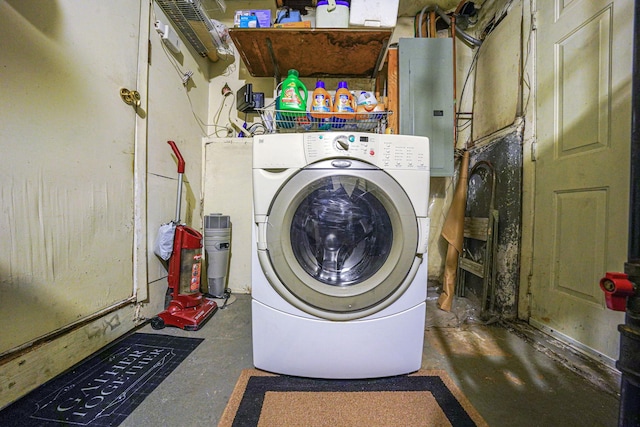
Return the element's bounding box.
[204,213,231,298]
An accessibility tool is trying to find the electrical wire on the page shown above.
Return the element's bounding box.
[520,6,534,117]
[162,37,236,138]
[211,94,234,137]
[456,117,473,132]
[416,5,483,46]
[247,122,267,135]
[152,7,240,138]
[415,10,441,38]
[204,288,232,309]
[219,44,238,76]
[457,47,481,115]
[479,0,514,40]
[418,8,426,38]
[218,289,232,310]
[455,44,482,149]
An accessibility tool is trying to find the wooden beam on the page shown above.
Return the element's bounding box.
[387,46,399,133]
[0,306,139,409]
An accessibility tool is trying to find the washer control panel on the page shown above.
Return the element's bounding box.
[303,132,429,170]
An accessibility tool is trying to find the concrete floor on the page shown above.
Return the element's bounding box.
[122,288,622,427]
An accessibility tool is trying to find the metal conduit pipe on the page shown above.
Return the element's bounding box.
[417,5,483,47]
[616,0,640,425]
[630,0,640,265]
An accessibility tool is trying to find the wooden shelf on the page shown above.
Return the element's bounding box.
[229,28,393,79]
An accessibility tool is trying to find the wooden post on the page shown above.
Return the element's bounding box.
[387,46,398,134]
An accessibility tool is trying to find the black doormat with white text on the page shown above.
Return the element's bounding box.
[0,333,203,426]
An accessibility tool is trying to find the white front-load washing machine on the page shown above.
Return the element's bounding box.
[252,132,430,379]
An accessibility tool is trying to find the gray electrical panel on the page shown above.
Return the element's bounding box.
[399,38,454,176]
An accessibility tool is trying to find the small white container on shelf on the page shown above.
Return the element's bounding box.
[302,6,316,28]
[349,0,399,27]
[316,0,350,28]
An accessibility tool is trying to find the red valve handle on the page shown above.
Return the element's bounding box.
[600,272,635,311]
[167,140,185,173]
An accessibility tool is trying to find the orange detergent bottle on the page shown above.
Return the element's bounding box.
[333,81,355,119]
[310,80,333,119]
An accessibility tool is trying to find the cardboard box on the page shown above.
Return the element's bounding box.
[235,10,272,28]
[239,14,259,28]
[234,10,248,27]
[273,21,312,28]
[251,10,272,28]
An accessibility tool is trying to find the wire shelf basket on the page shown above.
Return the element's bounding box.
[256,109,391,134]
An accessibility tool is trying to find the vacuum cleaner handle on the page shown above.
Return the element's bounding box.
[168,140,185,222]
[167,140,185,174]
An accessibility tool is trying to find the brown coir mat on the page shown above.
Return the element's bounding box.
[219,369,488,427]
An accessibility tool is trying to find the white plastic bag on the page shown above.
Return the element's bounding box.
[209,19,233,57]
[154,222,176,261]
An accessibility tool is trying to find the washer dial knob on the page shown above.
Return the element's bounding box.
[334,135,350,151]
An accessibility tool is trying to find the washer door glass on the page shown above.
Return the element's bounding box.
[265,160,419,316]
[290,175,392,286]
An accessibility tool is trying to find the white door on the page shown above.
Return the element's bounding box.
[530,0,632,362]
[0,1,143,353]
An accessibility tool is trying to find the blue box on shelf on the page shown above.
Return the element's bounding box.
[239,14,259,28]
[235,9,272,28]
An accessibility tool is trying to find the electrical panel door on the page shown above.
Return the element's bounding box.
[399,38,454,176]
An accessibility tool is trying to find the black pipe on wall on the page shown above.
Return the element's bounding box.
[617,1,640,425]
[630,0,640,264]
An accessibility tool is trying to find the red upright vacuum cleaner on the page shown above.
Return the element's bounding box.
[151,141,218,331]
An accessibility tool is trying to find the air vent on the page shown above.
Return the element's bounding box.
[155,0,226,62]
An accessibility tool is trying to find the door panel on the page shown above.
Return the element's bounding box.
[556,8,611,155]
[531,0,631,361]
[0,1,141,353]
[553,189,607,303]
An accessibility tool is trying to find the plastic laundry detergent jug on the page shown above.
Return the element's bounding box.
[356,91,385,130]
[279,69,308,115]
[310,80,332,130]
[333,81,355,119]
[310,80,332,118]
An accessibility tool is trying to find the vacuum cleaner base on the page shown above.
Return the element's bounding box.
[151,297,218,331]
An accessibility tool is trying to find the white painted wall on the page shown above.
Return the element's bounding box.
[142,3,213,317]
[472,0,522,141]
[0,1,212,408]
[0,0,516,407]
[0,0,134,351]
[203,138,253,294]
